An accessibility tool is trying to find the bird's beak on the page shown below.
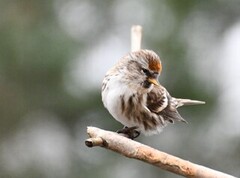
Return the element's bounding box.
[148,78,159,86]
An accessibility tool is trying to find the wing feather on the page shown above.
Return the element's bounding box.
[146,85,168,113]
[147,85,187,123]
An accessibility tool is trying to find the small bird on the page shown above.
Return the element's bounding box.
[102,49,205,139]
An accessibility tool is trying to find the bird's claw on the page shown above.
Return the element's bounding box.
[117,126,140,139]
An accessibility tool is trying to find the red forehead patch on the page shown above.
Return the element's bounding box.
[148,59,162,72]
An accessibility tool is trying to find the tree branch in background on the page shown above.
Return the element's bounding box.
[131,25,142,52]
[85,127,236,178]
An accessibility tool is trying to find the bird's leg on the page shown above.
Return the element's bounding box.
[117,126,141,139]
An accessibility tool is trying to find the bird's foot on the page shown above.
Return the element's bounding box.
[117,126,140,140]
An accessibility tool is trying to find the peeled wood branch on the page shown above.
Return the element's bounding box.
[85,126,236,178]
[131,25,142,52]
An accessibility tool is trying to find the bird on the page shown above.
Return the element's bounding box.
[101,49,205,139]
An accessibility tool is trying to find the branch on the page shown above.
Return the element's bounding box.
[85,127,236,178]
[131,25,142,52]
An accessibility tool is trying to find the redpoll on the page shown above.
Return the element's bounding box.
[102,49,205,138]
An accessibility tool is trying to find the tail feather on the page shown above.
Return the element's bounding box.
[173,98,205,108]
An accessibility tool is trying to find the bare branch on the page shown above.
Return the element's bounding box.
[85,127,236,178]
[131,25,142,52]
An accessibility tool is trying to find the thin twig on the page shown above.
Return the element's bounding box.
[85,127,236,178]
[131,25,142,52]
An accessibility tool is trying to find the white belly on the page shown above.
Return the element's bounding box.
[102,79,136,127]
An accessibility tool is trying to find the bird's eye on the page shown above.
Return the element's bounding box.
[141,68,150,76]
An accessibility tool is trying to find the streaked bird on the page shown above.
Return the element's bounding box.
[102,49,205,139]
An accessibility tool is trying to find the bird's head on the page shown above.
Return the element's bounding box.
[123,49,162,90]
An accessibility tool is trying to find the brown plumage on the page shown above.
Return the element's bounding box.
[101,49,205,137]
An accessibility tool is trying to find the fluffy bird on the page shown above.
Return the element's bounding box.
[102,49,205,138]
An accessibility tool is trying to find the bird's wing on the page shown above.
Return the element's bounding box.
[146,85,168,113]
[147,85,187,123]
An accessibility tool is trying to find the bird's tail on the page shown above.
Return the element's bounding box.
[172,98,205,108]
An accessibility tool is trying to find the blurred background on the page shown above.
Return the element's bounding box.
[0,0,240,177]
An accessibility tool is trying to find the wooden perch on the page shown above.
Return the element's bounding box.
[85,127,236,178]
